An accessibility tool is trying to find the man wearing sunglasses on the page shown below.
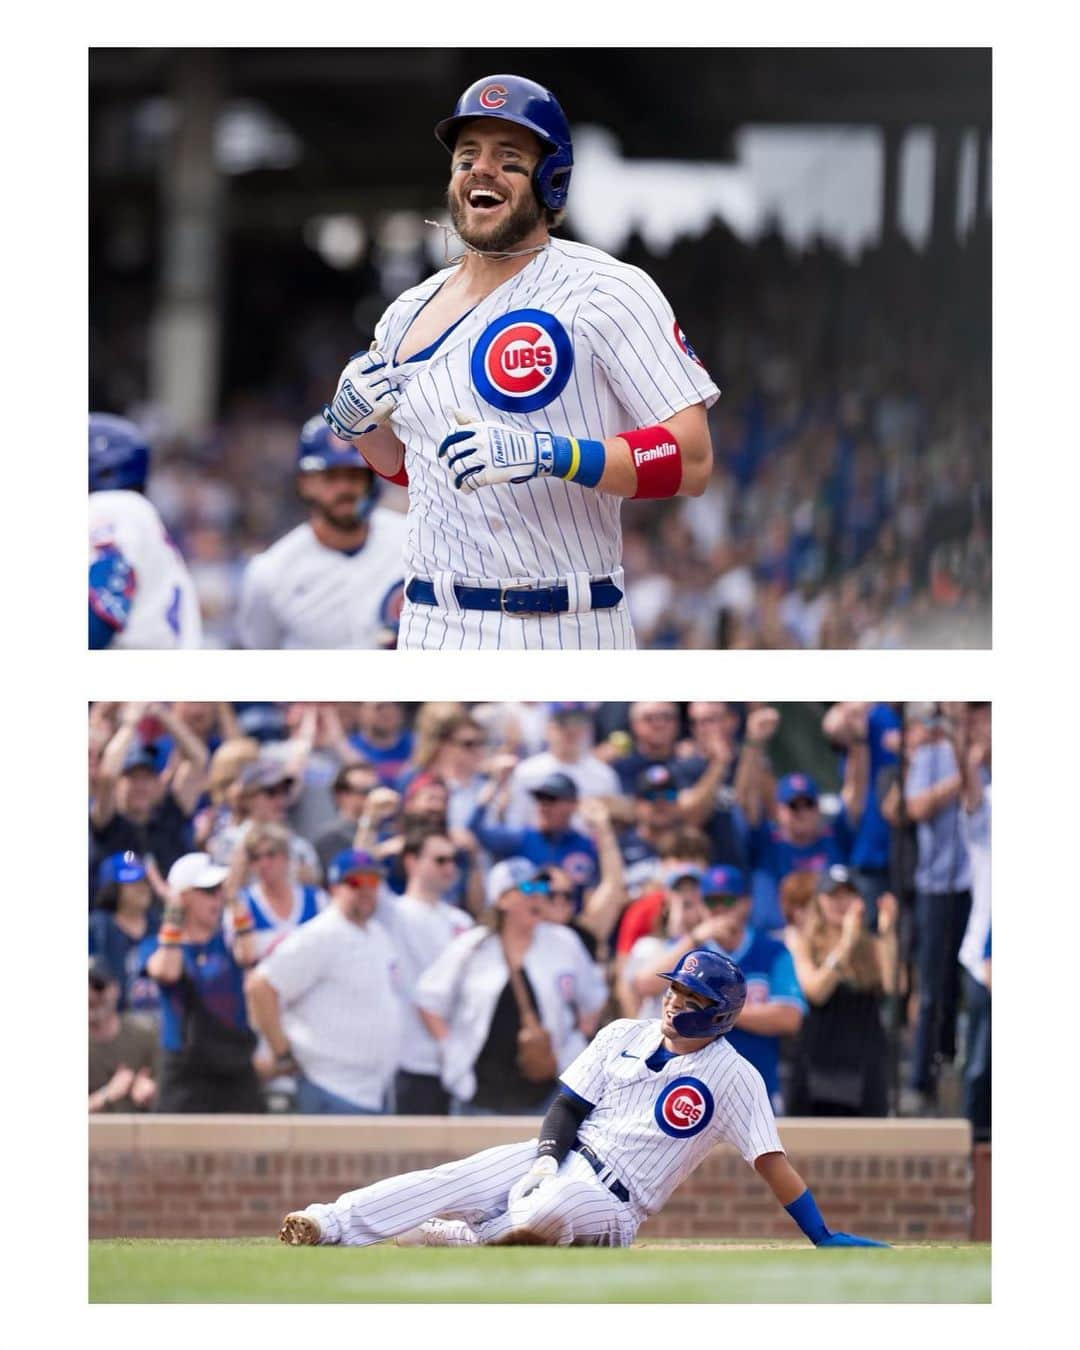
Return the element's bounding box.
[633,865,805,1112]
[469,771,599,905]
[245,849,402,1115]
[382,828,475,1115]
[734,707,866,932]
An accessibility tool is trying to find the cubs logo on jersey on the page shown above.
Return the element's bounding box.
[471,308,574,414]
[560,850,597,887]
[654,1076,715,1139]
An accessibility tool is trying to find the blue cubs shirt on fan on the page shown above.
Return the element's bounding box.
[468,803,599,905]
[737,809,853,932]
[137,932,251,1053]
[701,929,806,1104]
[89,909,160,1014]
[347,728,414,785]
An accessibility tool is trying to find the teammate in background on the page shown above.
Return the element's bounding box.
[279,949,887,1250]
[89,413,202,649]
[321,75,718,650]
[239,417,406,649]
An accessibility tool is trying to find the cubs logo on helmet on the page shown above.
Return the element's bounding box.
[479,83,508,109]
[471,308,573,414]
[654,1076,715,1139]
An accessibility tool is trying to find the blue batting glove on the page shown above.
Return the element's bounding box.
[817,1232,891,1248]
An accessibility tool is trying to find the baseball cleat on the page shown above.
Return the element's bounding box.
[395,1218,477,1247]
[279,1212,322,1246]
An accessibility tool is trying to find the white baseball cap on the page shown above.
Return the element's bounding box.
[486,857,539,907]
[167,852,229,893]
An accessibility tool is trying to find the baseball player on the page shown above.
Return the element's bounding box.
[279,949,887,1250]
[88,413,202,649]
[321,74,718,650]
[238,416,407,648]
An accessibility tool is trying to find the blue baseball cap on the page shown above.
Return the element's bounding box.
[120,744,158,775]
[98,851,147,887]
[548,702,591,721]
[327,849,383,886]
[777,773,819,805]
[702,864,748,899]
[531,771,578,801]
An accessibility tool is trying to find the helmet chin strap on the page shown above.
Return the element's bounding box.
[424,219,548,264]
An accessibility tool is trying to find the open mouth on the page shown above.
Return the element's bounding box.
[467,187,507,213]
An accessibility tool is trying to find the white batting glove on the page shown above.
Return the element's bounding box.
[507,1155,559,1208]
[438,407,555,493]
[322,345,401,440]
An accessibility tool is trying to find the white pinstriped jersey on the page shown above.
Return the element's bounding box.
[561,1018,783,1218]
[238,509,407,649]
[89,490,202,649]
[375,238,719,590]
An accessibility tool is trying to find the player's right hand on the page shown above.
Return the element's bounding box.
[437,408,553,492]
[322,345,401,440]
[507,1155,559,1208]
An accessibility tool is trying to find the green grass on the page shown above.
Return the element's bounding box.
[89,1238,990,1303]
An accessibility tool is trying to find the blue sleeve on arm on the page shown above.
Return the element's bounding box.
[466,800,528,859]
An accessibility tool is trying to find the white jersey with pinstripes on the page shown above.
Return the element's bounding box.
[560,1017,783,1218]
[373,238,719,651]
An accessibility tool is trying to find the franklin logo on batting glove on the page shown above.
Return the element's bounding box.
[323,347,401,441]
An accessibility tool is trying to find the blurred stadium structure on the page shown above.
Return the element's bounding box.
[90,49,991,648]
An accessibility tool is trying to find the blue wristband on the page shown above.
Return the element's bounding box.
[785,1188,830,1245]
[549,434,606,488]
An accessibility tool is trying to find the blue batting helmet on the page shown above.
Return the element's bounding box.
[88,413,150,493]
[658,949,747,1039]
[434,74,573,212]
[296,414,380,524]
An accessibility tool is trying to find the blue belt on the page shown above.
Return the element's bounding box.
[405,576,623,617]
[575,1145,630,1204]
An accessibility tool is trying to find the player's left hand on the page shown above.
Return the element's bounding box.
[438,408,554,492]
[507,1156,559,1208]
[817,1231,891,1248]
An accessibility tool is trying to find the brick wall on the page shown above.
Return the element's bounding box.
[89,1116,975,1241]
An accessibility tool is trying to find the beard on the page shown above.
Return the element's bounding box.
[447,182,545,254]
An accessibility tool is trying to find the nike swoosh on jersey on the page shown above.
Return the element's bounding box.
[619,1051,640,1059]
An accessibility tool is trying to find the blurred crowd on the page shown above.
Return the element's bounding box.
[92,223,990,649]
[89,700,991,1140]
